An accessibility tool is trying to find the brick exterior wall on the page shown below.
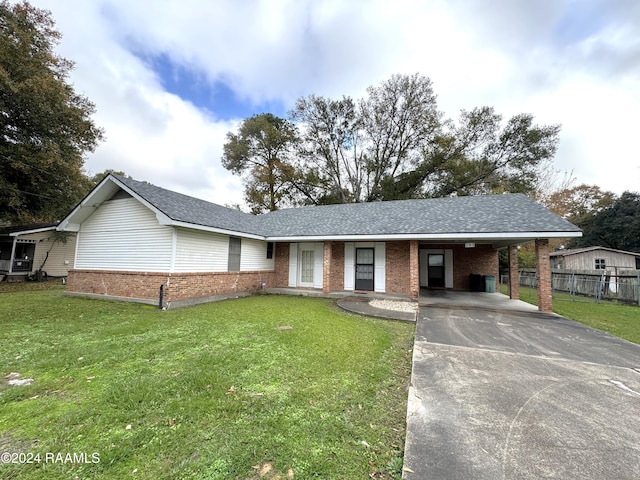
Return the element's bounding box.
[385,241,411,295]
[67,269,276,305]
[508,245,520,300]
[328,242,344,291]
[67,270,168,300]
[273,242,290,288]
[536,239,552,312]
[409,240,420,299]
[448,244,499,290]
[69,240,503,305]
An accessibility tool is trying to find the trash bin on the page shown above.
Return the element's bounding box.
[470,274,483,292]
[484,275,496,293]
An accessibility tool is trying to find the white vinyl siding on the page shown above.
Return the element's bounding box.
[75,197,173,271]
[174,228,228,272]
[240,238,275,271]
[16,231,77,277]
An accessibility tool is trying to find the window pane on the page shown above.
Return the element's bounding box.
[301,250,314,283]
[228,237,241,271]
[356,248,374,264]
[356,265,374,280]
[428,254,444,267]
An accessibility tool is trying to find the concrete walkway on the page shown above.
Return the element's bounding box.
[419,289,539,314]
[404,300,640,479]
[337,291,640,479]
[336,296,418,322]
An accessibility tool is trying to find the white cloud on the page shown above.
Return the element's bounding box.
[26,0,640,206]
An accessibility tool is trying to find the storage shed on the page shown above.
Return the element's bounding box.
[550,246,640,274]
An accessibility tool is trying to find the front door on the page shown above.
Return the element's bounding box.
[428,254,445,288]
[355,248,374,291]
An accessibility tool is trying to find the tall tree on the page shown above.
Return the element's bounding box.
[290,95,364,204]
[414,107,561,198]
[89,169,129,186]
[574,191,640,252]
[221,113,298,213]
[360,73,442,201]
[0,1,104,223]
[224,73,562,207]
[546,184,616,227]
[291,73,443,204]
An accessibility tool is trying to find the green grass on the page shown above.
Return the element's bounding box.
[0,288,414,479]
[502,285,640,344]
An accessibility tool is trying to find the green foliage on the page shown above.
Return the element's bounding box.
[574,191,640,252]
[505,285,640,344]
[290,94,363,204]
[546,184,616,226]
[89,169,129,185]
[224,74,561,207]
[423,109,561,197]
[0,1,104,223]
[221,113,298,213]
[0,291,414,479]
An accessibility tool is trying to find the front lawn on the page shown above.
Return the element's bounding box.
[0,289,414,479]
[503,285,640,344]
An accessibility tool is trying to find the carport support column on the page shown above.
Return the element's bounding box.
[508,245,520,300]
[535,239,552,313]
[323,241,332,294]
[409,240,419,300]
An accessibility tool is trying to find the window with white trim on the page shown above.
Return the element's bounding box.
[595,258,606,270]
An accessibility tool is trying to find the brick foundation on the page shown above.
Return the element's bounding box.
[67,269,276,305]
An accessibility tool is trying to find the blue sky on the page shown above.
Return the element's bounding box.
[23,0,640,206]
[142,52,287,121]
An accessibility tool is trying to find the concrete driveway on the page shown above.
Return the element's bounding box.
[403,305,640,479]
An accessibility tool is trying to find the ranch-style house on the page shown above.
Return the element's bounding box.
[57,174,582,312]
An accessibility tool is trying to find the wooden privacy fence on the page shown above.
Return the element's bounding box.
[512,268,640,305]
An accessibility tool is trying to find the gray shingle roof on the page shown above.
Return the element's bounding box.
[258,195,581,237]
[115,176,261,236]
[113,175,581,239]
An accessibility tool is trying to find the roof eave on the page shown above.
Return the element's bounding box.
[9,226,58,236]
[164,219,266,240]
[266,231,583,242]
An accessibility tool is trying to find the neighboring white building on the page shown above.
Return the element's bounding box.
[0,223,77,280]
[550,246,640,273]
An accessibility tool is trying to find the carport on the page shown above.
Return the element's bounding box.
[415,238,564,313]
